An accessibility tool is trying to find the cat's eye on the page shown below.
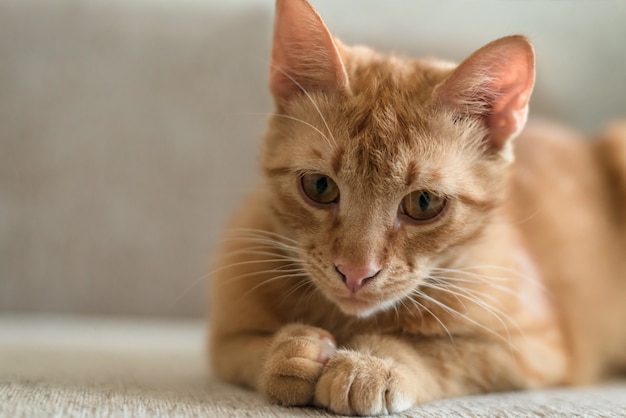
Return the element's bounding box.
[300,173,339,205]
[400,191,447,222]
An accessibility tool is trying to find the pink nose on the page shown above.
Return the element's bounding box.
[335,263,381,293]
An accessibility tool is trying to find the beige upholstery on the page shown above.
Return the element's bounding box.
[1,316,625,417]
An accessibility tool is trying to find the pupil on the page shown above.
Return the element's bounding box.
[419,192,431,212]
[316,177,328,195]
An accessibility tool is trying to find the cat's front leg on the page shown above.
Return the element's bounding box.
[314,330,566,416]
[259,324,337,406]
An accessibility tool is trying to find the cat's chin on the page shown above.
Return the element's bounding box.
[334,296,398,318]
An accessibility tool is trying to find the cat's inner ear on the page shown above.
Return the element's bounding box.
[434,35,535,151]
[270,0,350,104]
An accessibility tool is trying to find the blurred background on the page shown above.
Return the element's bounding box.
[1,0,625,318]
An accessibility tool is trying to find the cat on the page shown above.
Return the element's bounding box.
[209,0,626,415]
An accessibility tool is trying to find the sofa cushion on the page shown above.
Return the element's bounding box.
[1,316,625,417]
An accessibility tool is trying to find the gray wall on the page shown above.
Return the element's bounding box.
[1,0,625,317]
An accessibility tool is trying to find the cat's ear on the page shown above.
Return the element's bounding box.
[269,0,350,104]
[434,35,535,151]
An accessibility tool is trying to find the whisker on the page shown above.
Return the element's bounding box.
[171,259,305,309]
[404,292,456,347]
[428,267,532,296]
[229,227,300,245]
[412,286,518,350]
[220,248,302,263]
[397,296,425,324]
[423,278,470,312]
[209,259,303,278]
[216,267,307,285]
[437,280,506,306]
[422,279,520,339]
[295,281,319,309]
[270,65,338,149]
[231,112,333,148]
[433,264,544,290]
[280,278,315,306]
[168,272,210,309]
[174,229,302,308]
[504,205,544,227]
[222,236,301,254]
[430,266,514,282]
[427,273,519,299]
[274,114,333,147]
[237,272,310,302]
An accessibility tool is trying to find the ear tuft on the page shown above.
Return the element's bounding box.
[435,36,535,151]
[270,0,350,104]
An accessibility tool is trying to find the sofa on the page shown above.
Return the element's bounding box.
[1,0,625,416]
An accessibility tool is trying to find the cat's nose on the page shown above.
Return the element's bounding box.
[334,263,381,293]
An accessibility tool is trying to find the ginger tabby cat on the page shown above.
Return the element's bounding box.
[209,0,626,415]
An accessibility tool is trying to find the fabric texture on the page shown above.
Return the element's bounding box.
[1,316,625,417]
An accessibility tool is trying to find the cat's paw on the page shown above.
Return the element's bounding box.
[314,351,414,416]
[259,324,336,406]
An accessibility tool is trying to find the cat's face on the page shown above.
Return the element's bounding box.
[261,0,534,317]
[263,68,504,317]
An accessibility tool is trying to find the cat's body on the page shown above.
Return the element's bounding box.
[509,121,626,383]
[209,0,626,414]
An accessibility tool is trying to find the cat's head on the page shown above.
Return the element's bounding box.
[261,0,534,317]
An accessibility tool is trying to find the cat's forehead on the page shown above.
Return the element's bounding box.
[330,81,437,184]
[289,102,446,187]
[337,106,419,182]
[268,53,482,195]
[326,111,479,198]
[335,57,449,170]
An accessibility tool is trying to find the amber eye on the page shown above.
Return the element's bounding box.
[401,191,447,222]
[300,173,339,205]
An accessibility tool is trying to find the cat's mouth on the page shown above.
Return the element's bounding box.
[334,294,398,318]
